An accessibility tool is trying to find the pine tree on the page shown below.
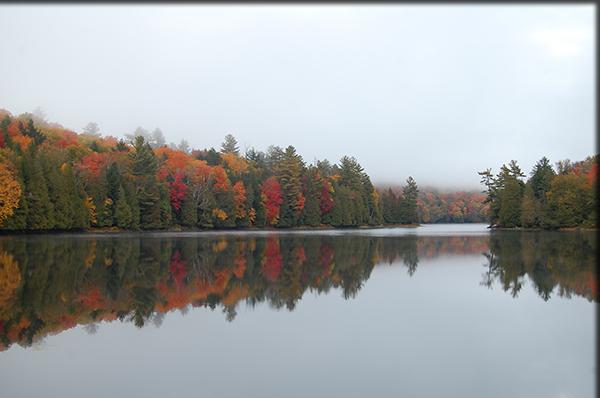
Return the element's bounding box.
[107,162,123,203]
[130,136,161,229]
[61,163,89,229]
[138,179,161,229]
[301,168,321,227]
[125,182,140,230]
[24,154,55,229]
[529,157,555,227]
[114,185,133,228]
[338,156,369,225]
[398,176,418,224]
[497,163,525,227]
[221,134,240,155]
[361,173,381,225]
[276,146,305,226]
[45,163,73,229]
[130,136,158,176]
[382,188,397,224]
[159,183,172,228]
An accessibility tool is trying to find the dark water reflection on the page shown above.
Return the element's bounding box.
[0,230,595,351]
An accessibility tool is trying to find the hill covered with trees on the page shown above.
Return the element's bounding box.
[479,156,598,229]
[0,109,422,232]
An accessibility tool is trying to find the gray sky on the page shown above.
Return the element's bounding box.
[0,5,595,189]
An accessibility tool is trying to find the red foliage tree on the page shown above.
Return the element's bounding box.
[169,171,187,211]
[319,180,334,214]
[261,176,283,225]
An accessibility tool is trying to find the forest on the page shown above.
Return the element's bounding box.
[479,156,597,229]
[0,109,484,232]
[0,109,421,231]
[0,109,595,231]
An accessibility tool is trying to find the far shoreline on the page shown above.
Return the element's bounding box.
[0,223,423,236]
[1,222,595,236]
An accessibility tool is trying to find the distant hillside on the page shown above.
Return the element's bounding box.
[376,185,489,223]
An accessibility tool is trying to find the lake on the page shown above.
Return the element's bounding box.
[0,224,596,398]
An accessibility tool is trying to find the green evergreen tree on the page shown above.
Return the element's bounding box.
[107,163,123,203]
[361,174,381,225]
[382,188,397,224]
[220,134,240,155]
[112,184,132,228]
[497,162,525,227]
[138,179,161,229]
[159,183,172,228]
[276,146,305,227]
[45,163,73,229]
[398,176,418,224]
[130,136,158,176]
[24,154,55,229]
[130,136,161,229]
[125,182,140,230]
[301,168,321,227]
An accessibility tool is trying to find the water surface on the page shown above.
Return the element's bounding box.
[0,224,596,398]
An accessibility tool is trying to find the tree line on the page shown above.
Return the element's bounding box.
[479,156,597,229]
[0,109,421,231]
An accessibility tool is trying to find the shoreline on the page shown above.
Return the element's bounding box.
[488,226,598,232]
[0,223,423,236]
[2,223,595,236]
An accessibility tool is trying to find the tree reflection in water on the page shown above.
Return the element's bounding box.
[481,231,596,301]
[0,231,595,350]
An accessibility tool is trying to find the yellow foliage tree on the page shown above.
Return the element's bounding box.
[212,208,228,221]
[0,161,22,226]
[221,152,248,175]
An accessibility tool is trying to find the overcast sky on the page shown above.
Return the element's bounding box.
[0,5,595,189]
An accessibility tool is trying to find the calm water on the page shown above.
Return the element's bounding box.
[0,224,596,398]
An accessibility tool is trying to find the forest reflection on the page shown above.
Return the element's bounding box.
[0,231,596,350]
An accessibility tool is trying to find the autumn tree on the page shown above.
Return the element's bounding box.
[0,161,22,226]
[261,176,283,226]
